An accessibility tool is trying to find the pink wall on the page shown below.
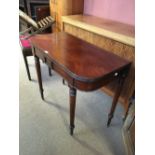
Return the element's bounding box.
[84,0,135,25]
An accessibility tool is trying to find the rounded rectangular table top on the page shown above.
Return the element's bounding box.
[30,32,131,81]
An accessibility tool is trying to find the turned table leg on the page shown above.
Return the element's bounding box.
[69,87,77,135]
[107,74,125,127]
[34,56,44,100]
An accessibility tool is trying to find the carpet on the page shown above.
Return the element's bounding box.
[19,51,126,155]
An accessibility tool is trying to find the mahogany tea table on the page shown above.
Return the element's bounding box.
[30,32,131,135]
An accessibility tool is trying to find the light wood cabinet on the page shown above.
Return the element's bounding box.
[50,0,84,31]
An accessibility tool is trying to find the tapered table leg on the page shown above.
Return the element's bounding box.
[107,74,125,127]
[34,56,44,100]
[69,87,77,135]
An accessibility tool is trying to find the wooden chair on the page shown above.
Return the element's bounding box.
[19,35,52,81]
[19,9,55,39]
[19,7,55,80]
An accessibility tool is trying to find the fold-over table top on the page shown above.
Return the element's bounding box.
[30,32,131,81]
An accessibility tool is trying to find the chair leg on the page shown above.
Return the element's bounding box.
[48,67,52,76]
[22,54,31,81]
[34,56,44,100]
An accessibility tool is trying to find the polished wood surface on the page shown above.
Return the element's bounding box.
[62,15,135,46]
[30,33,130,86]
[62,16,135,111]
[30,32,131,134]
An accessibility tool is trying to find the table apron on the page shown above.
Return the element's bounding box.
[33,46,129,91]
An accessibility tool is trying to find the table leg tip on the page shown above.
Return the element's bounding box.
[70,131,73,136]
[62,79,65,85]
[40,90,44,100]
[122,116,126,122]
[107,123,110,127]
[70,125,75,135]
[107,114,113,127]
[41,94,44,100]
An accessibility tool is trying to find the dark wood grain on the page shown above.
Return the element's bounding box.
[30,32,130,90]
[62,21,135,113]
[30,32,131,134]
